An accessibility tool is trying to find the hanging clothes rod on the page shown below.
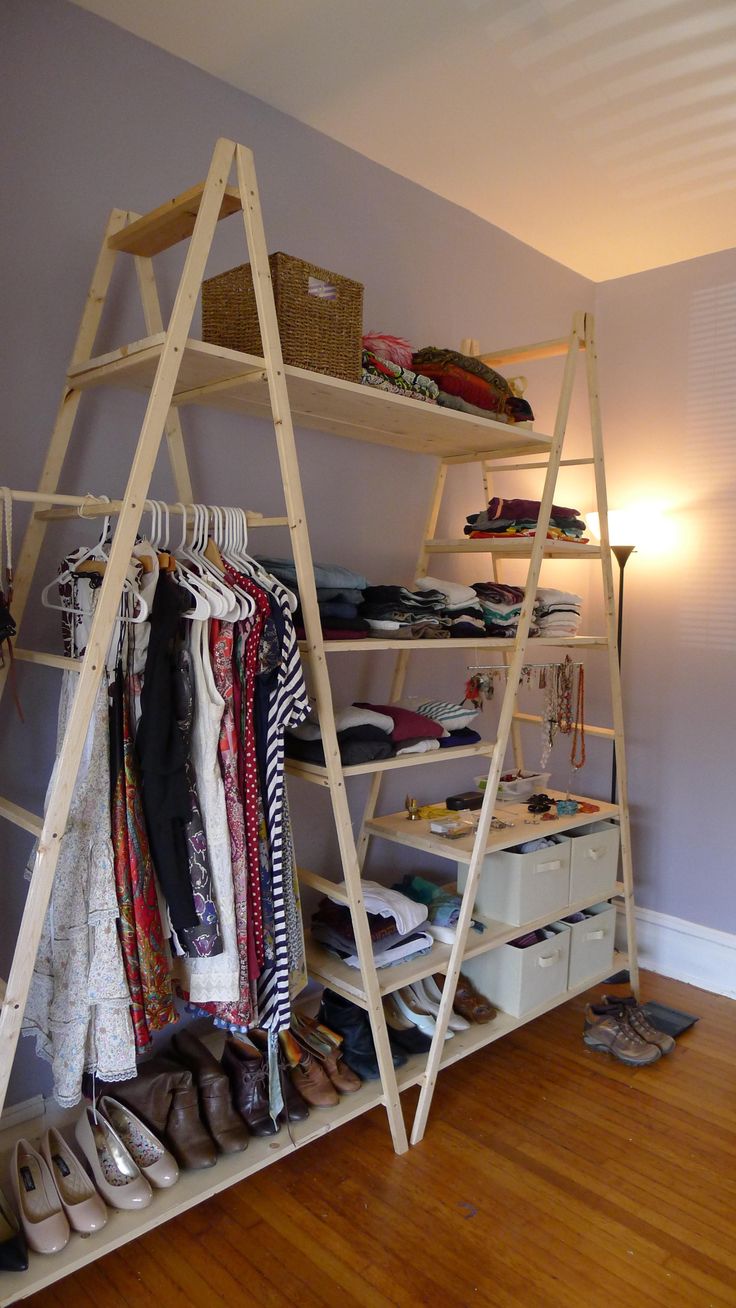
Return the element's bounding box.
[5,490,287,527]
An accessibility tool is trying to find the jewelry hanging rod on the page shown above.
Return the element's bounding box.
[466,660,583,672]
[5,490,287,527]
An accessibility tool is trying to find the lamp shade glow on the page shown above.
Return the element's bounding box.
[586,505,676,556]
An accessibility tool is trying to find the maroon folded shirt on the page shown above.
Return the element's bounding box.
[353,702,445,742]
[486,496,580,522]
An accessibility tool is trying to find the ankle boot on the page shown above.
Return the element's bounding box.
[166,1084,218,1169]
[319,990,407,1081]
[222,1038,280,1137]
[280,1031,338,1108]
[249,1030,309,1122]
[171,1030,250,1155]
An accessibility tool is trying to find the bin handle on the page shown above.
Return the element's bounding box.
[587,848,602,861]
[585,929,606,941]
[538,951,560,967]
[534,860,562,874]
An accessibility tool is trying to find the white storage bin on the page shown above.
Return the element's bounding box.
[559,902,616,990]
[568,821,620,903]
[458,839,571,927]
[463,923,571,1018]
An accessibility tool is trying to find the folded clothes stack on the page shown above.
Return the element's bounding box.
[471,581,534,639]
[414,574,486,638]
[465,496,588,542]
[411,348,534,425]
[257,557,371,639]
[311,881,434,969]
[393,874,486,943]
[535,587,583,637]
[285,699,482,765]
[358,584,452,639]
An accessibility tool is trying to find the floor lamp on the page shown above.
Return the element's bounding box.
[610,542,635,805]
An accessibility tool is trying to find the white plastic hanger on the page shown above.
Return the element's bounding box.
[163,503,213,621]
[40,498,149,623]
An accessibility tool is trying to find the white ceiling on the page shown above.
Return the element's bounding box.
[71,0,736,281]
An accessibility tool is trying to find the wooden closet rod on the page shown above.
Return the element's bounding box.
[6,490,287,527]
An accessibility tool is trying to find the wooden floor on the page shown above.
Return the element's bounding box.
[22,973,736,1308]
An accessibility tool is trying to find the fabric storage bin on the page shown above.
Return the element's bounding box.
[568,821,620,902]
[464,923,571,1018]
[458,839,571,927]
[202,252,364,381]
[557,902,616,990]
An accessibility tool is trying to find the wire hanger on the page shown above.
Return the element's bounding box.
[40,497,149,623]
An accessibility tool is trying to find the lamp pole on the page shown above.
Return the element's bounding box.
[610,544,635,805]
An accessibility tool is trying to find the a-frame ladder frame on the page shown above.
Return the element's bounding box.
[0,138,410,1153]
[384,310,640,1146]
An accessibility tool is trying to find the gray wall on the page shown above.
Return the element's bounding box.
[6,0,717,1104]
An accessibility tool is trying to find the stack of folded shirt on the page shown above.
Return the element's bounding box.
[361,348,439,403]
[354,701,448,754]
[411,348,534,425]
[465,496,588,542]
[257,557,371,639]
[286,706,394,767]
[311,880,433,968]
[393,874,486,943]
[414,575,486,638]
[472,581,535,638]
[415,700,481,749]
[358,585,451,639]
[535,587,583,637]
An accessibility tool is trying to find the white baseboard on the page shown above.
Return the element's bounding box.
[616,904,736,999]
[0,1093,46,1131]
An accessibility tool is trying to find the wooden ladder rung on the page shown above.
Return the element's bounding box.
[0,798,43,837]
[297,867,350,904]
[513,711,615,739]
[14,649,81,672]
[107,182,242,257]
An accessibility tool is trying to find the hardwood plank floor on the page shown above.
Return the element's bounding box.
[22,973,736,1307]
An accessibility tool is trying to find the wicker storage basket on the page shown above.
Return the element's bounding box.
[202,252,364,383]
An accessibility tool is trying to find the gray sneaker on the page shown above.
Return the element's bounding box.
[583,1004,661,1066]
[602,995,676,1055]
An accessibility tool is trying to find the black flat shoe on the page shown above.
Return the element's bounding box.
[0,1187,28,1272]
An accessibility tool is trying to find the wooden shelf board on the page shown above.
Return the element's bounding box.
[299,635,608,653]
[365,791,620,866]
[0,1056,385,1307]
[305,932,452,1005]
[286,740,496,784]
[68,337,554,459]
[396,951,628,1092]
[426,538,602,558]
[107,184,242,257]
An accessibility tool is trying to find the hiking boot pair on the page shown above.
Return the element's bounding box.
[583,996,675,1066]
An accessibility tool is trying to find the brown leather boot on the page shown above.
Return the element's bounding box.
[171,1030,249,1155]
[248,1030,309,1123]
[290,1028,361,1094]
[280,1031,338,1108]
[101,1056,217,1170]
[222,1038,280,1137]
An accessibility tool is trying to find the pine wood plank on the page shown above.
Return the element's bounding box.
[425,537,602,558]
[107,184,242,257]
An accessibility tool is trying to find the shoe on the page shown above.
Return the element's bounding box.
[98,1098,179,1188]
[290,1017,363,1094]
[11,1139,69,1255]
[74,1108,153,1210]
[97,1057,217,1170]
[394,987,453,1040]
[601,995,676,1055]
[382,994,432,1055]
[280,1031,338,1108]
[583,1004,661,1067]
[431,972,497,1024]
[0,1186,28,1271]
[319,990,407,1081]
[222,1037,280,1136]
[40,1128,107,1233]
[409,978,470,1032]
[248,1030,310,1122]
[171,1030,250,1154]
